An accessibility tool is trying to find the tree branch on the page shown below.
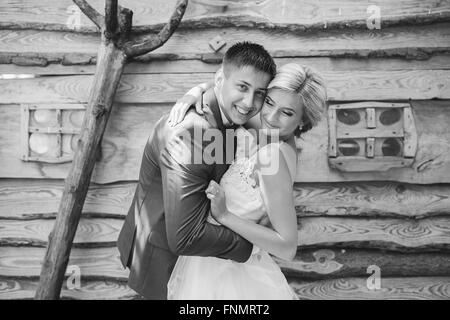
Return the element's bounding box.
[118,6,133,39]
[124,0,188,58]
[105,0,118,39]
[72,0,104,29]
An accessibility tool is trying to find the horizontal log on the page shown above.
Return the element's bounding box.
[3,100,450,184]
[297,216,450,251]
[0,73,210,104]
[0,277,140,300]
[1,246,449,297]
[2,180,450,220]
[289,276,450,300]
[276,248,450,280]
[1,70,450,104]
[0,247,128,279]
[2,215,449,251]
[294,181,450,218]
[1,0,449,33]
[3,55,450,76]
[0,179,134,219]
[1,23,450,64]
[0,218,122,248]
[0,0,176,30]
[2,276,449,300]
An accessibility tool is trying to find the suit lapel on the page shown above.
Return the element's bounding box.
[202,89,234,182]
[203,88,225,132]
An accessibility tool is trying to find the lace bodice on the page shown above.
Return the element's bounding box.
[219,128,266,223]
[208,127,297,225]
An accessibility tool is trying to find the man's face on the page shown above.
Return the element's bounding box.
[217,65,272,125]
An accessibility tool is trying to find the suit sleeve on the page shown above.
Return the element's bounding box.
[160,126,252,262]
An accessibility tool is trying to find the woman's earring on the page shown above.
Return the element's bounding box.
[294,125,302,137]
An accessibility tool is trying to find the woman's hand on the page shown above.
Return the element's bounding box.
[205,180,229,223]
[168,85,205,127]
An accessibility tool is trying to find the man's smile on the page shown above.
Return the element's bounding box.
[234,105,253,115]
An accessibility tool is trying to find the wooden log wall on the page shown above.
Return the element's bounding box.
[1,0,450,299]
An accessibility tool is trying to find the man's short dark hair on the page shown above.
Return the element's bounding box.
[223,42,276,79]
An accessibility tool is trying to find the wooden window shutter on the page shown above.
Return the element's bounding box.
[21,104,85,163]
[328,102,417,172]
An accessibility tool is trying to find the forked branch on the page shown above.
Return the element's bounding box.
[73,0,104,29]
[124,0,188,57]
[73,0,187,56]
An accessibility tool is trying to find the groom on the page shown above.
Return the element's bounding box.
[117,42,276,299]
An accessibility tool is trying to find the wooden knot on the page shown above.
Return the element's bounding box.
[395,184,406,194]
[92,104,106,118]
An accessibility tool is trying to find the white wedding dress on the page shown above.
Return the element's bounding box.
[167,127,298,300]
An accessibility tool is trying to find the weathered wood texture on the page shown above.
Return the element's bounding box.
[3,55,450,76]
[0,247,127,279]
[2,179,450,220]
[1,23,450,65]
[2,244,449,299]
[296,216,450,252]
[1,246,450,282]
[289,277,450,300]
[0,180,135,219]
[2,70,449,103]
[2,276,448,300]
[0,218,122,248]
[0,278,141,300]
[277,248,450,280]
[1,0,449,32]
[1,215,449,252]
[2,101,450,183]
[294,181,450,219]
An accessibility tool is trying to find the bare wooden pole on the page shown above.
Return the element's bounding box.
[34,0,188,300]
[105,0,118,38]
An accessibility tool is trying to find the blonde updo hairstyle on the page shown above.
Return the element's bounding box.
[267,63,327,137]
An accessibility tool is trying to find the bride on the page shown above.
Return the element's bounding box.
[167,63,327,300]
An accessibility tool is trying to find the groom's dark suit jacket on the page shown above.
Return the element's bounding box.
[117,88,253,299]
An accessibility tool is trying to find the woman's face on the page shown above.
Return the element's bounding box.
[260,88,304,139]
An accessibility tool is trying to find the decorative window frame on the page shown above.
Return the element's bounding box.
[20,104,85,163]
[328,102,418,172]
